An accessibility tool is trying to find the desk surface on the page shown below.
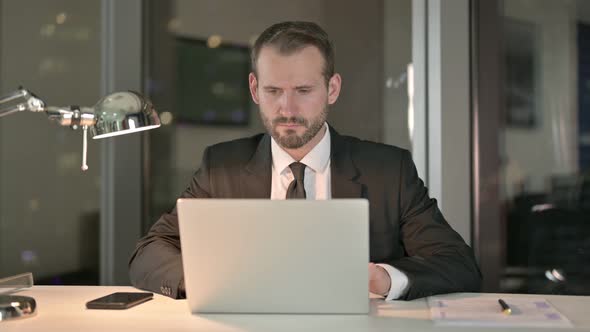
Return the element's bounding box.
[2,286,590,331]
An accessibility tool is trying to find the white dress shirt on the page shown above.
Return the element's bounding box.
[270,123,409,300]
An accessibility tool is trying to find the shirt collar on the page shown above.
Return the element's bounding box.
[271,122,331,175]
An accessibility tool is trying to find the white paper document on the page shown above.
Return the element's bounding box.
[428,294,573,328]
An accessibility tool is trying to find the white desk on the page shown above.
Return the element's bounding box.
[2,286,590,331]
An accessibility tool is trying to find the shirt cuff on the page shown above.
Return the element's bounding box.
[376,263,409,301]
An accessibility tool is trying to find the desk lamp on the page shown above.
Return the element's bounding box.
[0,87,161,321]
[0,87,160,170]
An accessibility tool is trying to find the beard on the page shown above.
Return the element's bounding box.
[260,106,328,149]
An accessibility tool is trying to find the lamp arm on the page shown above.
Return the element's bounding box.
[0,88,45,117]
[1,88,95,171]
[45,106,96,128]
[0,88,97,128]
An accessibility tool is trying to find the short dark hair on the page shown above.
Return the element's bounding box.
[251,21,335,86]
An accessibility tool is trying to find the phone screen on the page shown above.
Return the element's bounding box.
[86,292,153,310]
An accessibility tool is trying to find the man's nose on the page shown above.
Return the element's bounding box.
[278,92,297,116]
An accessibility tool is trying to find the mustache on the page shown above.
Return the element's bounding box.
[272,117,307,126]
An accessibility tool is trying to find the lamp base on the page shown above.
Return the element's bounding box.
[0,295,36,321]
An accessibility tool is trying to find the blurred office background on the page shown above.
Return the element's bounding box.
[0,0,588,296]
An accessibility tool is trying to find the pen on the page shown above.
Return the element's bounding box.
[498,298,511,315]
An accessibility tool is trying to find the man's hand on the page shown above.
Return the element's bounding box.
[369,263,391,296]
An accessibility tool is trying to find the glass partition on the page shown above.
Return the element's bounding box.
[0,0,102,285]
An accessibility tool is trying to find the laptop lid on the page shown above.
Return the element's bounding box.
[177,199,369,314]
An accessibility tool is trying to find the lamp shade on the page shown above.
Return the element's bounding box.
[91,91,160,139]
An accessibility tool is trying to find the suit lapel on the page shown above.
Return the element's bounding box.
[239,127,362,199]
[241,134,272,198]
[329,126,363,198]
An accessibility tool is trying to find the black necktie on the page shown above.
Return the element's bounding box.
[286,162,306,199]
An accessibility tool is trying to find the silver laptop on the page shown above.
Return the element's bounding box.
[177,199,369,314]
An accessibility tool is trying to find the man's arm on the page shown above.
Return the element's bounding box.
[386,150,482,300]
[128,148,212,299]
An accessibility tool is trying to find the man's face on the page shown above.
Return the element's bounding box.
[249,46,341,150]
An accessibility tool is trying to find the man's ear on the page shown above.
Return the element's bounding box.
[327,73,342,105]
[249,72,260,104]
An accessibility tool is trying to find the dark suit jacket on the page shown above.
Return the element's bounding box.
[129,127,481,300]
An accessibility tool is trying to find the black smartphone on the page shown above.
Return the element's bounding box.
[86,292,153,310]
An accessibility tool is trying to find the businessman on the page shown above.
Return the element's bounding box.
[129,21,481,300]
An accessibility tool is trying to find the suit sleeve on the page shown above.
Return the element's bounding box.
[128,147,212,299]
[387,150,482,300]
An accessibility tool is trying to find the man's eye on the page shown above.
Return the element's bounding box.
[298,89,311,94]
